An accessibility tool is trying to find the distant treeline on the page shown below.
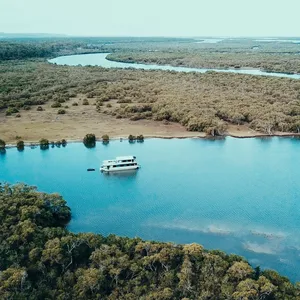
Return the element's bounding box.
[0,37,194,61]
[0,40,105,61]
[0,183,299,299]
[0,42,57,60]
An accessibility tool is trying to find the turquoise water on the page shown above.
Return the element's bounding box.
[1,137,300,282]
[49,53,300,79]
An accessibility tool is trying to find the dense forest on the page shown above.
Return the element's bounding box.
[0,183,299,299]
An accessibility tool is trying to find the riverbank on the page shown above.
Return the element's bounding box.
[1,104,300,146]
[0,100,204,144]
[106,51,300,76]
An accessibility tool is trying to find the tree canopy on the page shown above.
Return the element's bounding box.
[0,183,299,299]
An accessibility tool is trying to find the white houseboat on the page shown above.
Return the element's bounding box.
[100,156,140,172]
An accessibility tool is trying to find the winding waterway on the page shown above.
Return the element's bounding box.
[1,137,300,282]
[3,53,300,281]
[49,53,300,79]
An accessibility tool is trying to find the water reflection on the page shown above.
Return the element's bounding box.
[102,170,138,178]
[258,137,273,143]
[204,136,226,142]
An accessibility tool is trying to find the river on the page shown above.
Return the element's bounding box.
[1,137,300,282]
[49,53,300,79]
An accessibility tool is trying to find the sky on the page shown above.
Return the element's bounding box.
[0,0,299,37]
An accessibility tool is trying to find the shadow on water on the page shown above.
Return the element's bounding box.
[102,170,138,179]
[84,143,96,149]
[205,136,226,142]
[258,136,273,143]
[40,145,49,151]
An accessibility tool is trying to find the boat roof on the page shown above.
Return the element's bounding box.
[116,156,136,160]
[102,156,136,164]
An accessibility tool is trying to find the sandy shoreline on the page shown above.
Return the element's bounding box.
[1,99,300,147]
[3,125,300,149]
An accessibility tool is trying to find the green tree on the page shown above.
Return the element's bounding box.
[83,134,96,148]
[17,140,25,151]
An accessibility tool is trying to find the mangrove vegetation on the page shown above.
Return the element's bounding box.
[1,57,300,136]
[0,183,299,299]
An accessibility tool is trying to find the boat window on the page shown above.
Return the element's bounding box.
[113,165,116,167]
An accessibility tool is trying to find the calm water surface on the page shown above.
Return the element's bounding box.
[49,53,300,79]
[1,137,300,282]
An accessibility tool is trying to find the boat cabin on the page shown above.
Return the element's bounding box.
[100,156,139,172]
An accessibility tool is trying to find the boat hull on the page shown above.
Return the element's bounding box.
[100,165,139,172]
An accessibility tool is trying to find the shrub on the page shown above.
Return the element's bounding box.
[205,124,227,137]
[5,107,19,116]
[106,103,112,108]
[16,140,24,151]
[37,106,43,111]
[130,114,144,121]
[0,139,6,149]
[57,109,66,115]
[55,141,62,147]
[128,134,136,141]
[72,102,78,106]
[117,98,132,103]
[64,105,69,109]
[137,135,144,142]
[15,113,21,118]
[15,103,23,109]
[39,138,49,146]
[87,92,95,98]
[83,133,96,148]
[51,102,61,108]
[39,138,49,150]
[23,105,31,111]
[82,99,89,105]
[102,134,109,144]
[61,139,67,147]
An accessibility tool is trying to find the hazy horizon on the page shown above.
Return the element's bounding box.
[1,0,299,37]
[1,33,300,39]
